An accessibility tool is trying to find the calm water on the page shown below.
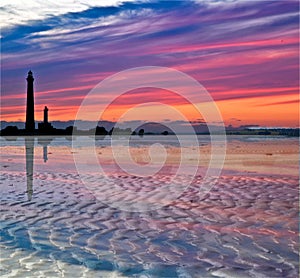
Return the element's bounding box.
[0,136,298,277]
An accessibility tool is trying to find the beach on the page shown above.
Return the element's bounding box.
[0,135,298,277]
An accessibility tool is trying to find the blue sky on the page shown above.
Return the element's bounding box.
[1,0,299,127]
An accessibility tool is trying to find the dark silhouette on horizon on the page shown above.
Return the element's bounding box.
[25,70,35,132]
[0,71,299,137]
[38,106,54,133]
[138,129,144,137]
[44,106,48,124]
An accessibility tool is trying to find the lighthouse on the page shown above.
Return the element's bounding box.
[43,106,49,124]
[25,70,35,132]
[38,105,53,133]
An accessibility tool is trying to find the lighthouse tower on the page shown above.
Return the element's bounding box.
[25,70,35,132]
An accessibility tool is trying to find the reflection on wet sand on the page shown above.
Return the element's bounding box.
[25,137,34,201]
[37,137,52,163]
[25,137,53,200]
[0,136,298,277]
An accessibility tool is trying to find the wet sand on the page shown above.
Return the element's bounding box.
[0,136,298,277]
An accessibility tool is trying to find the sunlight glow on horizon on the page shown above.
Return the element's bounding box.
[1,0,299,127]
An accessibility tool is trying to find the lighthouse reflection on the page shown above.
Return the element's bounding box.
[25,137,34,201]
[25,137,53,200]
[37,137,52,163]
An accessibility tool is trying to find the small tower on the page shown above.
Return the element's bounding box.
[44,106,49,124]
[38,105,53,133]
[25,70,35,132]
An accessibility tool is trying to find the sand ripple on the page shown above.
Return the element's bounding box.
[0,171,298,277]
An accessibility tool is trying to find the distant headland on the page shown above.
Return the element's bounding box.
[0,71,299,137]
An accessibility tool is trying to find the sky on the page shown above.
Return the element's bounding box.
[1,0,299,128]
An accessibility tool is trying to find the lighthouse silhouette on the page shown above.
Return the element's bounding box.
[25,70,35,132]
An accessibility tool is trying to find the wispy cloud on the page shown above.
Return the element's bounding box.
[1,0,299,126]
[0,0,139,29]
[255,99,299,106]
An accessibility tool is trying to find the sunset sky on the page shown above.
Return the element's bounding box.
[1,0,299,127]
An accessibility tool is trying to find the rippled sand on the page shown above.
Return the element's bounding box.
[0,136,299,277]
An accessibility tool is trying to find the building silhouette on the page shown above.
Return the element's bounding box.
[38,106,53,132]
[44,106,48,124]
[25,70,35,132]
